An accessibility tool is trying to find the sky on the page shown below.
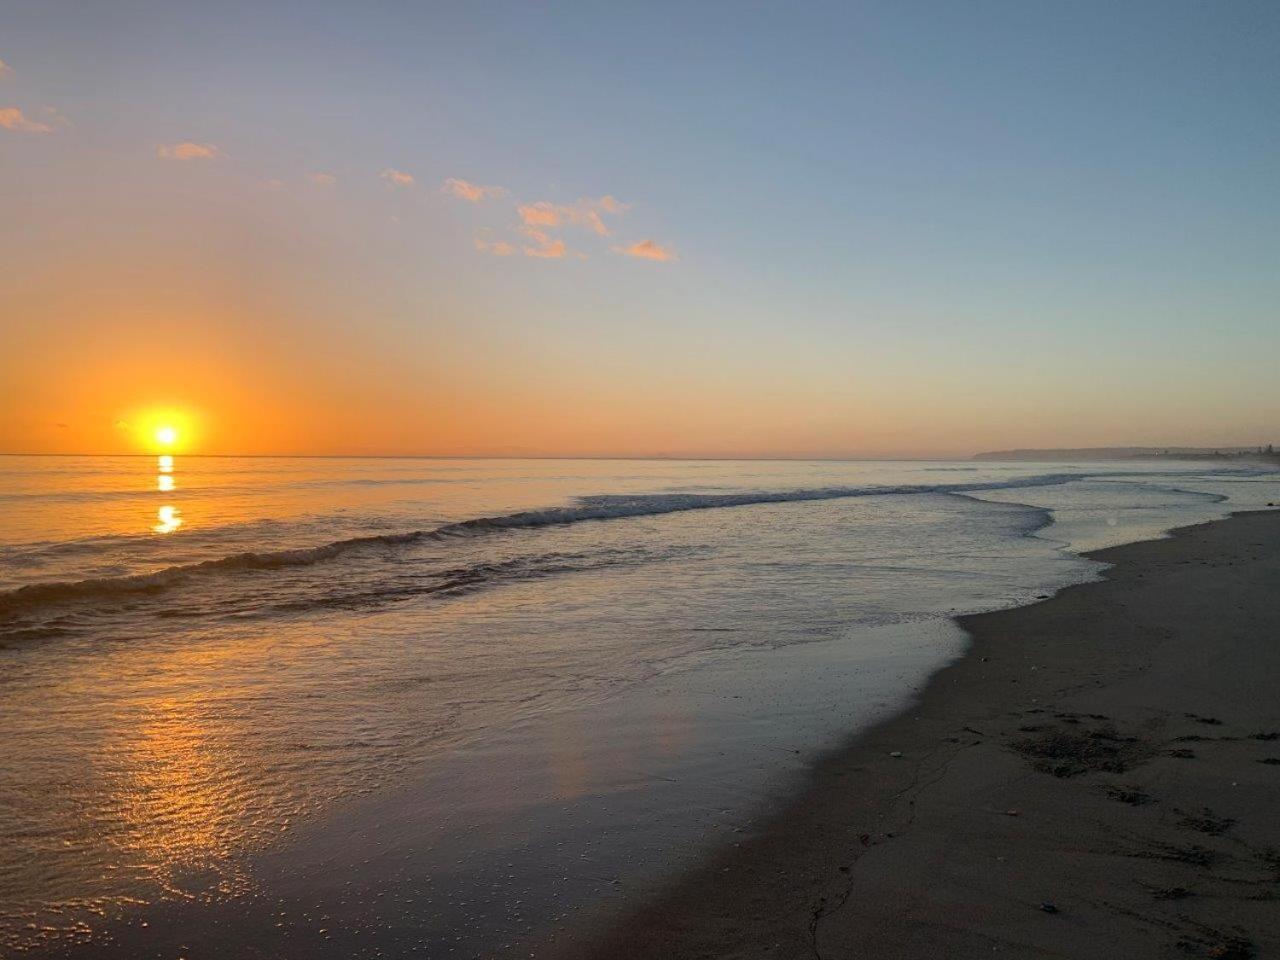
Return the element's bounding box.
[3,0,1278,457]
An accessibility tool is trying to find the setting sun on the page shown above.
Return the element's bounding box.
[155,426,178,447]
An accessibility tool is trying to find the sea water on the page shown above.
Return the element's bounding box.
[2,456,1278,955]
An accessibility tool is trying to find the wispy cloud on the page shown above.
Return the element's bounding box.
[0,59,11,77]
[157,141,221,160]
[517,202,561,228]
[308,172,337,186]
[474,231,516,256]
[520,226,567,259]
[380,167,414,188]
[0,107,52,133]
[614,239,677,262]
[516,195,629,237]
[444,178,506,203]
[447,181,657,264]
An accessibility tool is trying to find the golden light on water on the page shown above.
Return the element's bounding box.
[153,454,182,533]
[154,505,183,534]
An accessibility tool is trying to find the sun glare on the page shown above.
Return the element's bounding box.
[129,410,197,453]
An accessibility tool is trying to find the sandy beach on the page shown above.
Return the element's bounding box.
[550,509,1280,960]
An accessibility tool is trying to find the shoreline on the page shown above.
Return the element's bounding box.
[547,509,1280,959]
[14,507,1280,959]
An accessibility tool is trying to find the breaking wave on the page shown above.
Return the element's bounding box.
[0,472,1091,616]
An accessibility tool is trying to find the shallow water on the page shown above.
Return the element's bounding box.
[1,456,1277,954]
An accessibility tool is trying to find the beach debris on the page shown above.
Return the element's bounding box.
[1177,807,1235,836]
[1104,785,1155,806]
[1168,748,1197,759]
[1256,758,1280,765]
[889,751,903,758]
[1185,713,1223,726]
[1039,900,1058,914]
[1004,809,1020,817]
[1201,934,1256,960]
[1014,723,1147,778]
[1136,841,1216,867]
[1176,928,1256,959]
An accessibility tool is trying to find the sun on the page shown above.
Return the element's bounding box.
[123,407,198,453]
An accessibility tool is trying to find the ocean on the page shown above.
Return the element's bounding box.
[2,456,1279,956]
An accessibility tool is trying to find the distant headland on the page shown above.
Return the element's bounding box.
[973,445,1279,463]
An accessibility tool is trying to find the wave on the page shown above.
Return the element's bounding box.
[0,471,1110,616]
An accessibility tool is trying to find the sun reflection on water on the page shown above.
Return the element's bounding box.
[111,696,254,901]
[152,456,182,533]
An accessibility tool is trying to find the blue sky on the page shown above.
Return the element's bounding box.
[3,1,1278,455]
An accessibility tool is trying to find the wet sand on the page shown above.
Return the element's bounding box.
[550,509,1280,959]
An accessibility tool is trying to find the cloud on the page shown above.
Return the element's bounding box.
[517,201,563,229]
[444,178,506,203]
[446,182,640,262]
[0,59,11,77]
[526,238,567,259]
[157,141,221,160]
[614,239,677,262]
[517,195,629,237]
[41,106,71,128]
[308,172,337,187]
[474,231,516,256]
[380,167,414,187]
[520,226,567,259]
[0,107,52,133]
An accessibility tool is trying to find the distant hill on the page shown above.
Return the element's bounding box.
[973,446,1278,462]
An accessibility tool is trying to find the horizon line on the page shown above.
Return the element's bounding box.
[1,447,1273,462]
[0,452,984,462]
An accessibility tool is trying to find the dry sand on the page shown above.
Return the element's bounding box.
[551,510,1280,960]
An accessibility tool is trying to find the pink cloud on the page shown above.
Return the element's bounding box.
[0,59,12,77]
[614,239,677,262]
[0,107,52,133]
[444,178,506,202]
[448,183,640,262]
[520,226,567,259]
[517,195,629,237]
[474,232,516,256]
[380,167,414,187]
[157,141,221,160]
[308,172,337,186]
[517,201,562,228]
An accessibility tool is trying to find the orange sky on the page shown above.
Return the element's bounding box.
[4,4,1278,457]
